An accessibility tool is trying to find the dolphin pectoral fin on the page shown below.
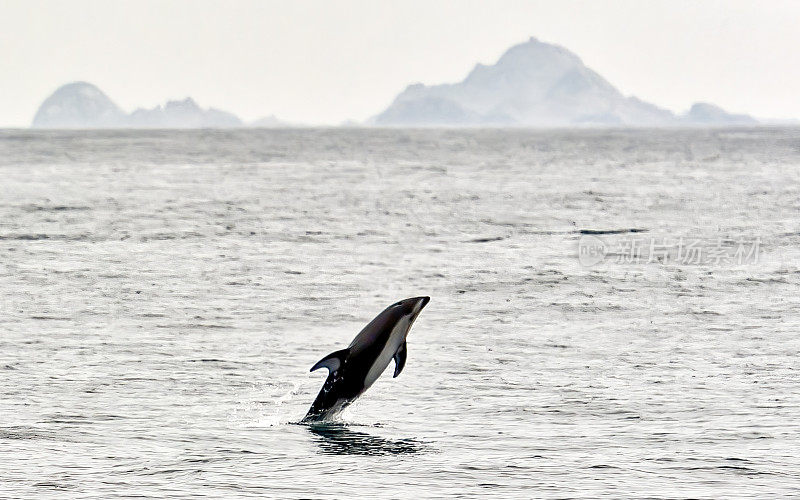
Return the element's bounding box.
[310,348,349,373]
[393,341,407,378]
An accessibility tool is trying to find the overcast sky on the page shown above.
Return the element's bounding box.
[2,0,799,126]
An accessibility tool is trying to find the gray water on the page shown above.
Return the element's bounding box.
[1,128,799,498]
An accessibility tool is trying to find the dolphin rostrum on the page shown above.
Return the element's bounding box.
[302,296,430,422]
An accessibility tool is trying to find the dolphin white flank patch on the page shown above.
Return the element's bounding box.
[364,316,410,389]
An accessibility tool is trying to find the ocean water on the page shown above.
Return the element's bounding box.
[1,128,799,498]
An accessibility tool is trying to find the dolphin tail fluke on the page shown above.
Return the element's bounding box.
[310,348,350,373]
[393,341,407,378]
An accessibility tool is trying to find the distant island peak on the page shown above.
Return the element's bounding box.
[31,82,286,129]
[31,38,759,129]
[372,37,756,127]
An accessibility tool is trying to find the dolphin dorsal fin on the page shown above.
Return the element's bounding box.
[310,348,350,373]
[393,341,407,378]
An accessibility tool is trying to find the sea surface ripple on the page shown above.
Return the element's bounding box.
[1,128,799,498]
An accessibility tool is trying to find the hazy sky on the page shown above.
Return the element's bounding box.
[2,0,799,126]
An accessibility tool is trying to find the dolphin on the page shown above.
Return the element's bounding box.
[302,296,430,422]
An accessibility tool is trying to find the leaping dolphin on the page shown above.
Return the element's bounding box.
[302,296,430,422]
